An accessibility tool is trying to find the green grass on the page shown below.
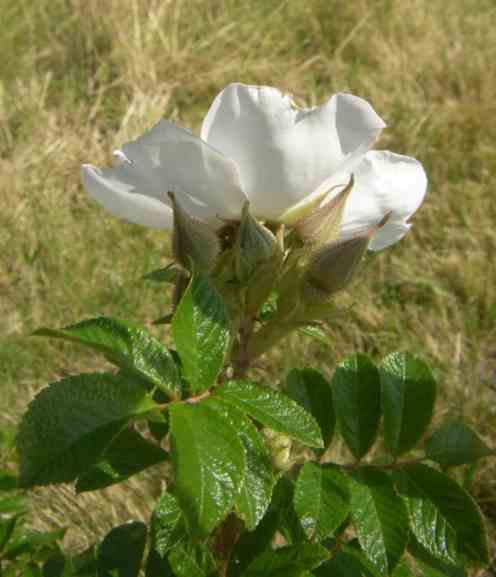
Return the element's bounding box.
[1,0,495,563]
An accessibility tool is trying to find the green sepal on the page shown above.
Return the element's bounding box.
[169,191,220,273]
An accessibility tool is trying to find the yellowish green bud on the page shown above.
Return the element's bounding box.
[169,191,220,272]
[234,202,281,284]
[294,175,354,247]
[263,429,294,471]
[304,212,391,299]
[305,236,369,298]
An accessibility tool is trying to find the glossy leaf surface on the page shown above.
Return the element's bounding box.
[172,271,230,393]
[380,352,436,456]
[35,316,181,398]
[216,380,323,448]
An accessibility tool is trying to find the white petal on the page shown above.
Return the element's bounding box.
[201,83,385,220]
[337,151,427,250]
[82,164,173,228]
[368,221,412,251]
[112,119,247,221]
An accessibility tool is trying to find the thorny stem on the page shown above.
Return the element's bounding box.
[232,311,255,379]
[215,310,256,575]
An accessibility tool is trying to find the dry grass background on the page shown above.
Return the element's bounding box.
[1,0,496,564]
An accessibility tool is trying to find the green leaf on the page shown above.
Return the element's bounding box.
[425,421,493,466]
[169,401,245,537]
[145,549,175,577]
[4,528,65,560]
[286,368,335,450]
[242,543,329,577]
[331,354,381,459]
[75,428,168,492]
[148,414,169,443]
[17,372,158,487]
[0,471,18,491]
[168,543,207,577]
[270,475,307,544]
[314,542,381,577]
[207,399,275,530]
[297,325,332,346]
[98,522,147,577]
[0,494,28,515]
[229,510,281,577]
[143,263,181,283]
[34,317,181,398]
[171,271,230,393]
[349,468,409,574]
[150,492,185,558]
[0,516,18,551]
[215,380,323,448]
[380,352,436,456]
[394,463,488,565]
[294,462,350,541]
[408,538,467,577]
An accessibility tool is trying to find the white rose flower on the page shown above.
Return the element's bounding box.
[82,83,426,250]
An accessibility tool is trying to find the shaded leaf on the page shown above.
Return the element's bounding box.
[171,271,230,393]
[17,372,157,487]
[331,354,381,459]
[229,510,281,577]
[242,543,329,577]
[294,463,350,540]
[35,317,181,398]
[394,463,488,565]
[425,422,493,466]
[408,537,467,577]
[169,401,245,537]
[314,541,381,577]
[0,515,18,551]
[286,368,335,450]
[216,380,323,448]
[380,352,436,456]
[0,471,18,491]
[349,468,409,574]
[75,428,168,492]
[270,475,307,545]
[98,522,147,577]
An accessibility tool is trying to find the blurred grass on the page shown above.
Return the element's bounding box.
[1,0,495,561]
